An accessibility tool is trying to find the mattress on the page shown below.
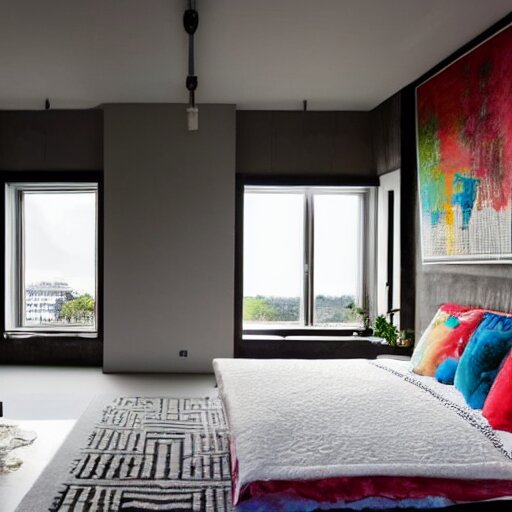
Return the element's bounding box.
[213,358,512,510]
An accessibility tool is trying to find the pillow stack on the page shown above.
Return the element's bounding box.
[411,305,512,433]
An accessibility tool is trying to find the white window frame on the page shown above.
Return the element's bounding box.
[243,185,377,331]
[5,182,99,336]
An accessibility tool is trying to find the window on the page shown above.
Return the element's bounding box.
[5,183,98,334]
[243,186,373,331]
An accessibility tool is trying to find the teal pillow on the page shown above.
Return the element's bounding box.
[454,313,512,409]
[435,357,458,385]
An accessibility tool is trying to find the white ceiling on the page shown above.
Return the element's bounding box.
[0,0,510,111]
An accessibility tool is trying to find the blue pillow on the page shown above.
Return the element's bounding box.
[435,357,458,384]
[454,313,512,409]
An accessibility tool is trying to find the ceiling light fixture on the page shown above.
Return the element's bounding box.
[184,0,199,131]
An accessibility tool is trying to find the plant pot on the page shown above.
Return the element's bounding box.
[397,338,413,348]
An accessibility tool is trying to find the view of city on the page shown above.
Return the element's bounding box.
[20,189,97,329]
[24,281,95,328]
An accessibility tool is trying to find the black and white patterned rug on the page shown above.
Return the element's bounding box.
[25,397,232,512]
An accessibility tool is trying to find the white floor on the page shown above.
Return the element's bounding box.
[0,365,216,512]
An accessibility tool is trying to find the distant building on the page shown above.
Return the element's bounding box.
[25,282,74,324]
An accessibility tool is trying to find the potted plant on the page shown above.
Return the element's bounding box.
[349,304,371,333]
[372,315,399,346]
[398,329,415,348]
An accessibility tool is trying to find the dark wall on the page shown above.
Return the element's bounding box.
[0,107,375,367]
[235,110,377,360]
[237,111,373,176]
[400,87,418,333]
[0,110,103,170]
[369,93,416,331]
[0,109,103,365]
[370,93,401,176]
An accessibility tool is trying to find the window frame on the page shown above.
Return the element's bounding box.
[2,171,102,340]
[244,186,370,330]
[236,175,378,345]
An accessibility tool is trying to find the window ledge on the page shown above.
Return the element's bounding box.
[4,331,98,340]
[243,334,387,344]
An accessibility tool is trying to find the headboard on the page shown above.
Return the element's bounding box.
[416,266,512,336]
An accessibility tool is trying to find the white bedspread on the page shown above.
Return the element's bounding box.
[213,358,512,500]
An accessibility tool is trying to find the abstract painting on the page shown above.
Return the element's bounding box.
[416,25,512,263]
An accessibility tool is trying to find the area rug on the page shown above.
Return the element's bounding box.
[0,424,36,473]
[17,396,232,511]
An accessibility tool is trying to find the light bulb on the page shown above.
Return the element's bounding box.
[187,106,198,131]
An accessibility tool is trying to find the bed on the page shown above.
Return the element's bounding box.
[213,357,512,511]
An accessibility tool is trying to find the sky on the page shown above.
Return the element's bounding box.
[24,189,357,301]
[243,191,360,298]
[24,191,97,296]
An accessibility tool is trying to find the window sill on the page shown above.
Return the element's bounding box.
[4,331,98,340]
[243,334,386,344]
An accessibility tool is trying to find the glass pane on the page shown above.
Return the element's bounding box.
[23,190,97,328]
[243,191,304,328]
[313,194,361,327]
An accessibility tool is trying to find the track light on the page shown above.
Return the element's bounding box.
[184,0,199,131]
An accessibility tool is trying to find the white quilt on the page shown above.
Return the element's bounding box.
[213,358,512,501]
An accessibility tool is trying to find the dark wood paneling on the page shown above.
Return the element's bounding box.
[369,92,410,329]
[330,112,373,174]
[0,109,103,171]
[371,93,401,176]
[233,175,244,358]
[0,338,102,366]
[235,111,273,174]
[399,86,417,332]
[236,111,373,175]
[271,112,310,173]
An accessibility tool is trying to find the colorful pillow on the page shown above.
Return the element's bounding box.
[435,357,458,385]
[454,313,512,409]
[483,351,512,432]
[411,304,484,377]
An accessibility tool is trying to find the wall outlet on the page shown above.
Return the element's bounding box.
[179,350,188,358]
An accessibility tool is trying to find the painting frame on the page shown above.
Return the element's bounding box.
[415,23,512,265]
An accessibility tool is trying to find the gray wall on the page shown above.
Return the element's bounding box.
[237,111,372,175]
[103,104,236,372]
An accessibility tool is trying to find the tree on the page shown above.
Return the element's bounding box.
[60,294,95,323]
[243,297,277,321]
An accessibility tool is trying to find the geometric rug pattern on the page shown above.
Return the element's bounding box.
[49,397,232,511]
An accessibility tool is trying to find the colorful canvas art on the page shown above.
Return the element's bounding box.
[416,25,512,262]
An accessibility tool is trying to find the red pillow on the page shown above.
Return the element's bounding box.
[483,351,512,432]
